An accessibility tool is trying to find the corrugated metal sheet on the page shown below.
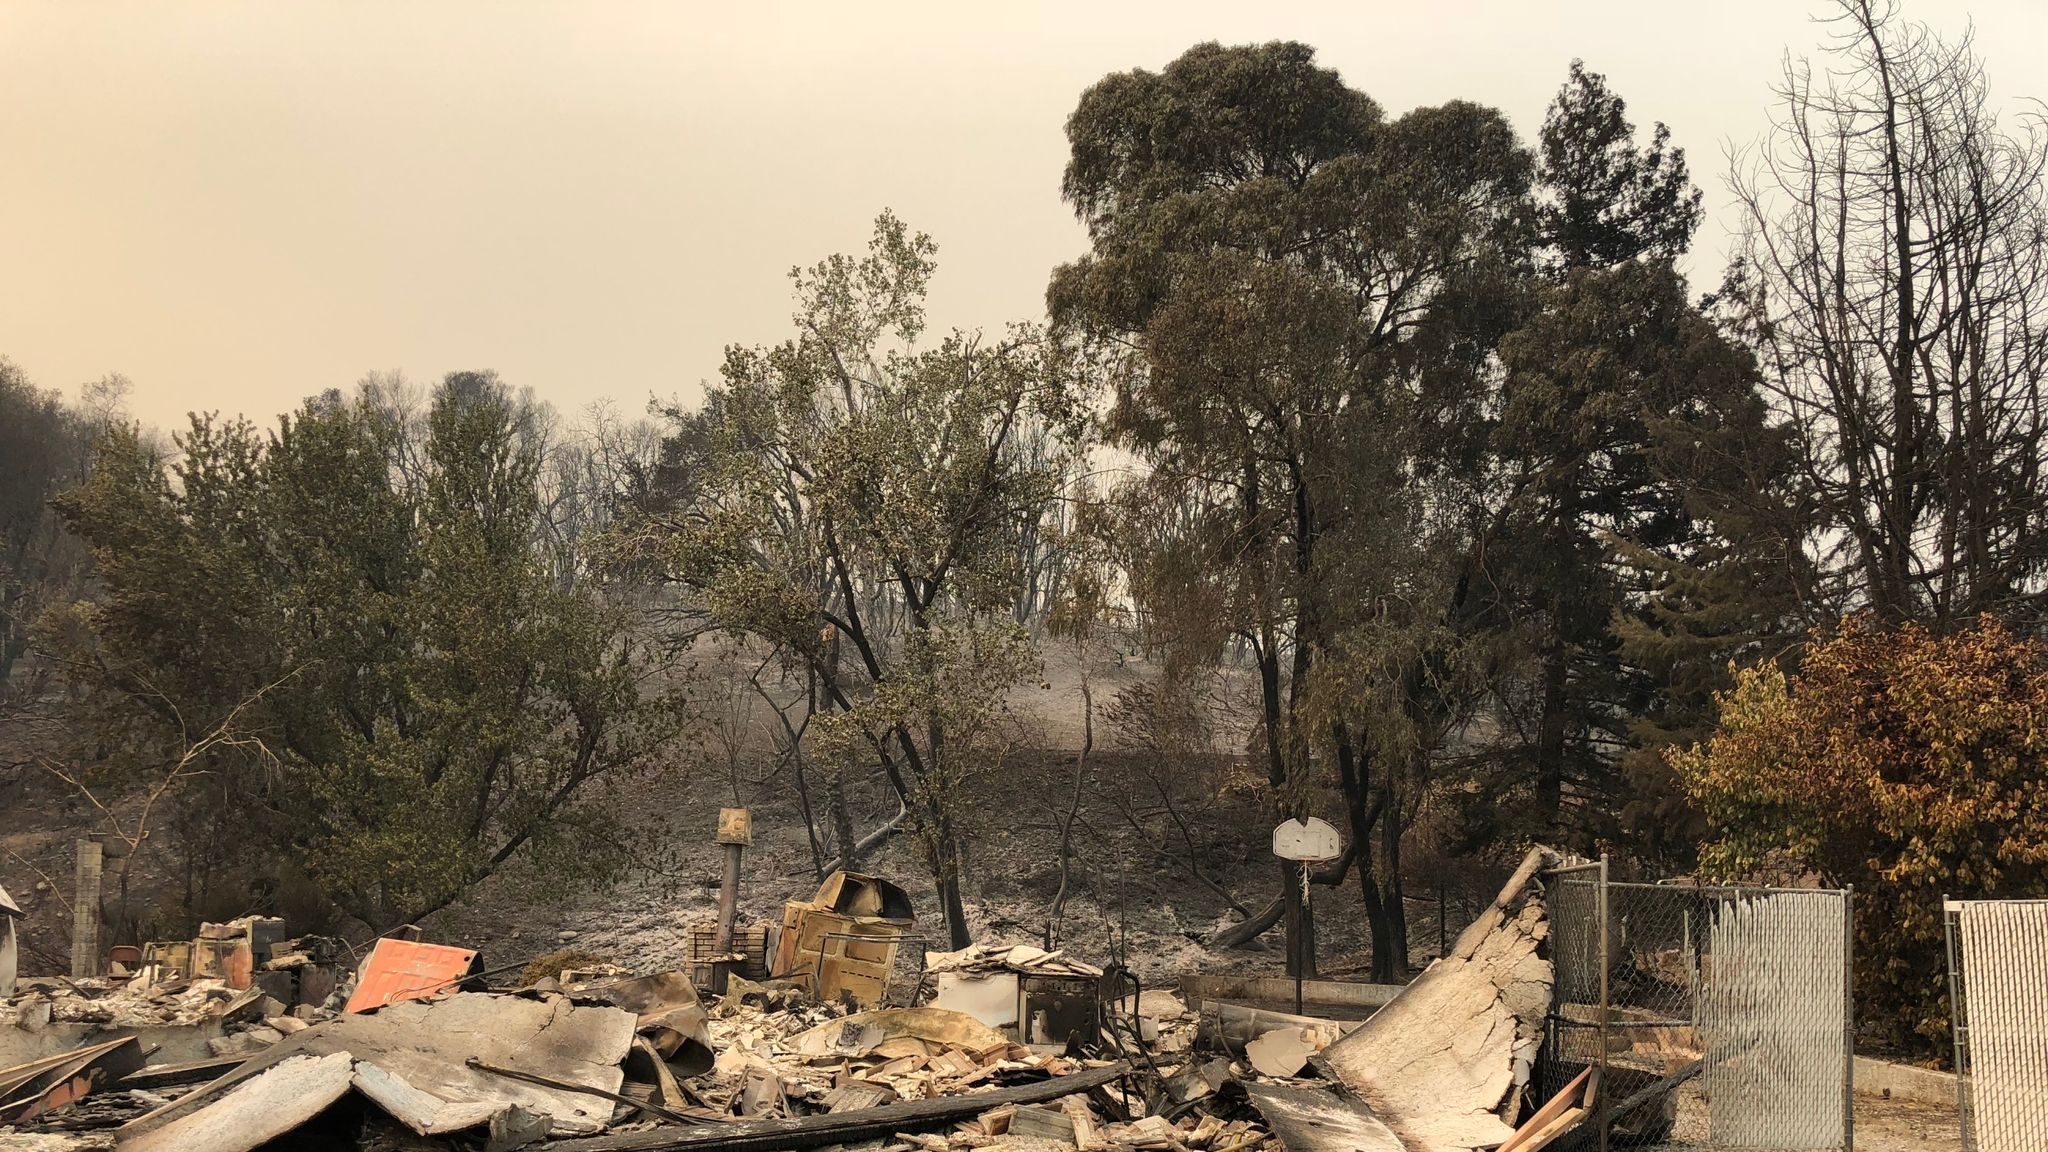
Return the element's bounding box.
[343,938,479,1014]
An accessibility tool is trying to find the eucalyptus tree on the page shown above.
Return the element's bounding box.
[1053,41,1530,978]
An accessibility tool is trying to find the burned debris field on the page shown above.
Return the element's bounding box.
[0,669,1974,1151]
[7,0,2048,1149]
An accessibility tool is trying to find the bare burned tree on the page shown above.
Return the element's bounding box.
[1729,0,2048,626]
[1101,677,1255,925]
[38,671,295,945]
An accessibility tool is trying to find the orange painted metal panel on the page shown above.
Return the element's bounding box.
[343,938,479,1014]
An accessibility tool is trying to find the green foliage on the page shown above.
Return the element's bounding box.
[1675,614,2048,1056]
[1535,61,1701,270]
[0,361,109,685]
[47,375,681,929]
[811,618,1040,869]
[1428,60,1807,864]
[1474,253,1804,855]
[1054,39,1533,977]
[621,212,1082,948]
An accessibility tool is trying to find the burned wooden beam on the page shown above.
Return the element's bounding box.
[541,1061,1131,1152]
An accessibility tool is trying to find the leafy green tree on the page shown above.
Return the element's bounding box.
[1054,41,1530,979]
[0,361,110,686]
[1535,61,1700,271]
[1675,613,2048,1057]
[1465,63,1804,859]
[45,374,679,930]
[620,213,1081,949]
[1486,259,1799,846]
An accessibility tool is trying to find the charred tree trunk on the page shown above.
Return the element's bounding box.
[1045,682,1091,950]
[934,817,972,951]
[1534,631,1569,841]
[1375,783,1409,980]
[828,769,857,872]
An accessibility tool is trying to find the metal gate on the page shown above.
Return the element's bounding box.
[1541,862,1855,1149]
[1945,899,2048,1152]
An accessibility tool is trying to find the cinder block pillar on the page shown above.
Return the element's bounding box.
[71,839,102,978]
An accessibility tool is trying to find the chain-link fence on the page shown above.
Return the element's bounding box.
[1945,899,2048,1152]
[1538,860,1608,1150]
[1541,863,1854,1150]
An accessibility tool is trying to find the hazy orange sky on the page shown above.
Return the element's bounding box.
[4,1,2041,432]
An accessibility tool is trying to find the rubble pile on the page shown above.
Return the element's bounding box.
[0,854,1648,1152]
[924,945,1104,981]
[6,978,240,1030]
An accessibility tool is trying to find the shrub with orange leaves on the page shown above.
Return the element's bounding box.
[1672,613,2048,1057]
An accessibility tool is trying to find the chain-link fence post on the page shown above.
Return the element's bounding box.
[1596,854,1610,1152]
[1843,885,1855,1152]
[1536,858,1607,1146]
[1944,898,1972,1152]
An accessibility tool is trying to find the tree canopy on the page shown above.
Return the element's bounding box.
[621,212,1083,948]
[46,374,681,930]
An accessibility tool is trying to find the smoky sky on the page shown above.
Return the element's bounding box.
[3,0,2041,430]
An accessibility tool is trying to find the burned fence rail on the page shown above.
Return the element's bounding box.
[1540,864,1854,1151]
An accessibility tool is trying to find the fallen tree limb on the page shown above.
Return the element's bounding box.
[542,1062,1130,1152]
[832,801,908,872]
[1210,843,1360,948]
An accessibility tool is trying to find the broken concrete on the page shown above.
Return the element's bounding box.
[1319,845,1560,1152]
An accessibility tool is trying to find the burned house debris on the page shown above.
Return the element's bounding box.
[0,885,18,1000]
[1318,848,1556,1152]
[772,872,916,1007]
[0,845,1870,1151]
[926,944,1105,1048]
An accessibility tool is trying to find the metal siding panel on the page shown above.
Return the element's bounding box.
[343,938,480,1014]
